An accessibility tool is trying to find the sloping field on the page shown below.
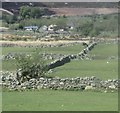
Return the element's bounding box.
[0,8,14,15]
[2,90,118,111]
[50,8,118,16]
[49,43,118,79]
[2,42,118,111]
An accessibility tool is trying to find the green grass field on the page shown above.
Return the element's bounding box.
[2,42,118,111]
[47,42,118,79]
[2,44,84,55]
[89,43,118,58]
[2,90,118,111]
[2,44,84,71]
[49,59,118,80]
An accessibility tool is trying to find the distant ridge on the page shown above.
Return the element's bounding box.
[0,8,14,15]
[1,2,118,16]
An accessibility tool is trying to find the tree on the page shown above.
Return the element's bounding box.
[30,7,42,18]
[79,21,93,37]
[19,6,31,19]
[2,14,17,24]
[19,6,48,19]
[15,51,48,83]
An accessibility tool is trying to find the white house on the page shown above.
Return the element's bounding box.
[48,24,57,31]
[24,26,38,31]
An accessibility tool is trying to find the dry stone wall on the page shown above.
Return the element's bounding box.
[1,71,119,92]
[48,42,97,70]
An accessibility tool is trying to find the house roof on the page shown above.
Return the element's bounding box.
[24,26,38,29]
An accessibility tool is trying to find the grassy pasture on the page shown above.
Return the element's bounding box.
[42,44,84,55]
[89,43,118,58]
[1,47,35,55]
[2,42,118,111]
[2,58,118,79]
[49,59,118,80]
[1,44,84,55]
[2,90,118,111]
[2,42,118,80]
[1,44,84,71]
[48,43,118,79]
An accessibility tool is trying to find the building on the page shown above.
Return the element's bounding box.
[24,26,38,31]
[48,24,57,31]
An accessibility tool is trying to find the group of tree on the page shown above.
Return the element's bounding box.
[2,6,118,38]
[2,6,54,24]
[73,13,118,37]
[2,13,17,24]
[19,6,50,19]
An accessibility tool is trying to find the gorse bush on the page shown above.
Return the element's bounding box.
[15,51,48,83]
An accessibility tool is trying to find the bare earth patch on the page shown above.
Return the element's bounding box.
[50,8,118,16]
[0,40,89,46]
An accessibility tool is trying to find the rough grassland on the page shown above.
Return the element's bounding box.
[2,90,118,111]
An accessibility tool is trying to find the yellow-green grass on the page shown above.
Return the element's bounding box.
[2,59,118,80]
[1,44,84,55]
[2,90,118,111]
[42,44,84,55]
[49,59,118,80]
[1,43,118,80]
[1,47,35,55]
[89,43,118,57]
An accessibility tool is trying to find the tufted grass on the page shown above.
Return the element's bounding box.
[2,89,118,111]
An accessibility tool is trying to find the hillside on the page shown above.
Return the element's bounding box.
[49,8,118,16]
[1,2,118,16]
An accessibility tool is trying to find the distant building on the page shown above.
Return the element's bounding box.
[24,26,38,31]
[48,24,57,31]
[41,25,48,31]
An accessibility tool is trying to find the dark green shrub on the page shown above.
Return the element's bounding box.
[15,51,48,83]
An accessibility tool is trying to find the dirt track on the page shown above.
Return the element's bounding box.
[0,40,89,46]
[50,8,118,16]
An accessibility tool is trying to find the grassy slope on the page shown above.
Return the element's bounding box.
[2,90,118,111]
[49,43,118,79]
[2,43,118,79]
[2,44,84,71]
[50,59,118,80]
[89,43,118,57]
[2,44,84,55]
[1,39,118,112]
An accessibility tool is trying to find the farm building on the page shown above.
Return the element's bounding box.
[24,26,38,31]
[48,24,57,31]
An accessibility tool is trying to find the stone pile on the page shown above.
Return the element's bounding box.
[41,53,66,60]
[1,71,119,92]
[77,42,97,59]
[2,52,30,60]
[2,41,96,61]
